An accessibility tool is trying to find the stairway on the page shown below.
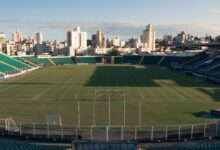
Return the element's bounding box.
[0,52,32,68]
[73,56,79,64]
[20,57,38,67]
[139,55,145,64]
[0,60,21,71]
[157,56,165,65]
[48,58,56,65]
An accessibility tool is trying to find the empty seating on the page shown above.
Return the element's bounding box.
[0,62,19,74]
[146,140,220,150]
[183,53,209,67]
[13,57,26,63]
[0,140,67,150]
[123,55,142,64]
[38,58,53,66]
[114,56,123,64]
[195,56,220,70]
[0,53,31,70]
[76,56,101,64]
[142,56,163,65]
[50,57,76,65]
[160,56,190,67]
[208,65,220,73]
[22,56,51,66]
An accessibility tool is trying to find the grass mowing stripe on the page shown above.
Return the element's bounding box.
[0,65,219,125]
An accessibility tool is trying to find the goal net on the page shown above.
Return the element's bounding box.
[0,118,19,132]
[95,89,125,102]
[46,115,62,126]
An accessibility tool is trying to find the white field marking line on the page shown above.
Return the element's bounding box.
[32,87,51,100]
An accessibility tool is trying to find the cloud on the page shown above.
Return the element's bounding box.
[1,19,220,40]
[207,9,220,14]
[155,23,220,37]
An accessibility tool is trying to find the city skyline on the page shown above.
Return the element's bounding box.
[1,0,220,40]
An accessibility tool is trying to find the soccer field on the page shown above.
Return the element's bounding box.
[0,64,219,126]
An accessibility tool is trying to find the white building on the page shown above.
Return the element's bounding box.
[111,36,120,47]
[36,32,43,44]
[79,32,87,49]
[67,26,87,55]
[120,40,126,48]
[67,31,80,48]
[142,24,156,52]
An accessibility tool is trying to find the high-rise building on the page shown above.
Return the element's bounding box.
[67,26,87,49]
[176,31,189,44]
[67,30,80,48]
[142,24,156,51]
[36,32,43,44]
[91,34,97,48]
[79,32,87,49]
[96,30,106,48]
[67,26,87,56]
[12,31,23,42]
[120,40,126,48]
[111,36,120,47]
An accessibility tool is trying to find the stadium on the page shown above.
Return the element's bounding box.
[0,49,220,150]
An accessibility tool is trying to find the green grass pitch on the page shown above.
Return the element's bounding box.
[0,64,219,126]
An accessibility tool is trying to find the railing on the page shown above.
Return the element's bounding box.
[0,121,220,143]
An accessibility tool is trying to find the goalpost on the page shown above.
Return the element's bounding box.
[0,118,19,132]
[93,88,126,127]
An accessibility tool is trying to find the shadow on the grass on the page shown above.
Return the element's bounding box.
[193,111,220,120]
[196,88,220,102]
[85,65,217,87]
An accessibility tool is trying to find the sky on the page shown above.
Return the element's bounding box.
[1,0,220,41]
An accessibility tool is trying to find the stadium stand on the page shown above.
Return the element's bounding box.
[0,140,68,150]
[197,57,220,70]
[180,51,220,83]
[38,58,54,66]
[22,56,52,66]
[142,55,163,65]
[183,53,219,72]
[159,56,190,67]
[0,61,19,74]
[182,52,210,67]
[76,56,102,64]
[122,55,191,66]
[73,141,138,150]
[14,57,38,67]
[145,140,220,150]
[13,57,27,63]
[50,57,76,65]
[208,65,220,73]
[114,56,123,64]
[0,53,31,70]
[123,55,142,64]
